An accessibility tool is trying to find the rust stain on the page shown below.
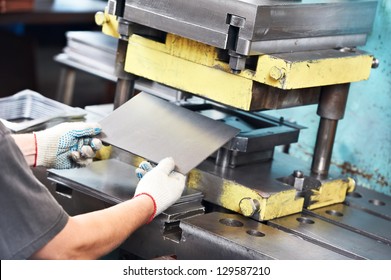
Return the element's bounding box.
[336,161,389,187]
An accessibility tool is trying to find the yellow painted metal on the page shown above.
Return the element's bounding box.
[187,169,304,221]
[255,51,374,90]
[187,163,356,219]
[95,8,119,38]
[125,34,254,110]
[306,177,356,210]
[123,34,373,109]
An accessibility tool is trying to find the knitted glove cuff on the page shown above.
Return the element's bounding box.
[133,193,157,224]
[33,131,60,168]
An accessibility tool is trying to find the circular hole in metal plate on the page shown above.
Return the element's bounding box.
[296,217,315,224]
[369,199,386,206]
[346,192,362,198]
[325,209,344,217]
[246,229,265,237]
[219,218,244,227]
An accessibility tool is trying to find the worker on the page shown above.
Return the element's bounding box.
[0,121,186,259]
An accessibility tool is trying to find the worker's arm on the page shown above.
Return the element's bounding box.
[11,133,36,166]
[11,122,102,168]
[30,157,186,260]
[30,195,154,260]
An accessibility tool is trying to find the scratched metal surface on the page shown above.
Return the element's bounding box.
[99,93,240,174]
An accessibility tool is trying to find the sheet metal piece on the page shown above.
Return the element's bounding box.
[177,212,349,260]
[47,159,203,206]
[268,212,391,260]
[345,185,391,221]
[99,93,240,174]
[305,204,391,245]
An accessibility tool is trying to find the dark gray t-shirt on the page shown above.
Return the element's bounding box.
[0,122,68,259]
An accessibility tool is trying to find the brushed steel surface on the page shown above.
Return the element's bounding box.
[99,93,240,174]
[306,204,391,245]
[122,0,377,55]
[268,212,391,259]
[345,185,391,221]
[178,212,349,259]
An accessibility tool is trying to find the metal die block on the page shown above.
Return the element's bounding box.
[122,0,377,55]
[345,185,391,221]
[124,34,372,111]
[277,173,356,211]
[306,178,356,210]
[177,212,349,260]
[268,212,391,260]
[306,204,391,245]
[255,49,374,90]
[187,153,307,221]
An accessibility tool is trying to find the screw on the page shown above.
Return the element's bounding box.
[269,66,285,80]
[239,198,260,217]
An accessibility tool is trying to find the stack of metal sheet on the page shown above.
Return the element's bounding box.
[0,89,86,132]
[62,31,117,76]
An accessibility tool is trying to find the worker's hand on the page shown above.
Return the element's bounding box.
[134,157,186,222]
[33,122,102,169]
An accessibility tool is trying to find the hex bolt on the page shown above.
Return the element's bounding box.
[269,66,285,80]
[292,170,305,191]
[239,197,260,217]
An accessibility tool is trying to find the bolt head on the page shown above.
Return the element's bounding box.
[239,198,260,217]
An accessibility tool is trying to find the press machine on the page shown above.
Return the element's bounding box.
[44,0,391,259]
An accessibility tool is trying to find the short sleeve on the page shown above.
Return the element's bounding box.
[0,122,69,259]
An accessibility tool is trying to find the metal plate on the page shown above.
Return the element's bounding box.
[177,212,349,260]
[123,0,377,55]
[268,212,391,260]
[48,159,203,205]
[345,185,391,221]
[305,204,391,245]
[99,93,240,174]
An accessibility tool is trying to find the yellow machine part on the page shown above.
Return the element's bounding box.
[307,177,356,210]
[125,34,254,110]
[124,34,373,110]
[187,169,304,221]
[187,167,356,220]
[95,8,119,38]
[255,51,373,90]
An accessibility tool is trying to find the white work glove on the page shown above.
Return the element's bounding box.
[33,122,102,169]
[134,157,186,222]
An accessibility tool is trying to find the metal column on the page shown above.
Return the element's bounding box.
[113,38,136,109]
[311,83,350,176]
